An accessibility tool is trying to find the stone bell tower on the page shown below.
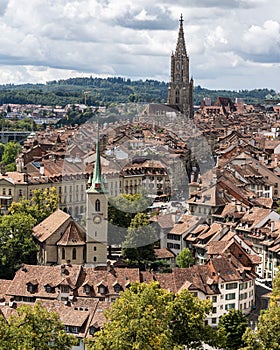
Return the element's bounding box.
[168,14,194,118]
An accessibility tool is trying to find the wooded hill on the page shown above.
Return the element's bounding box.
[0,76,275,107]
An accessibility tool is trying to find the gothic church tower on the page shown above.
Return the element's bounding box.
[168,15,193,118]
[85,125,108,266]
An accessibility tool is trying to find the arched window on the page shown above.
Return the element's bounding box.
[95,199,100,212]
[175,90,180,104]
[72,248,76,260]
[62,248,65,260]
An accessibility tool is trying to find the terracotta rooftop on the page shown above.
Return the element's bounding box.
[33,209,71,242]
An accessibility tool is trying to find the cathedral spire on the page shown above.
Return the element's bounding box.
[167,14,193,117]
[175,14,187,56]
[88,121,104,193]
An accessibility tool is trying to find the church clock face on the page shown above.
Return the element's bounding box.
[93,215,101,224]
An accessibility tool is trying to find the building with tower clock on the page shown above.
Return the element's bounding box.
[85,126,108,267]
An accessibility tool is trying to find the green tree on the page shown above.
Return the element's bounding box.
[242,268,280,350]
[0,188,58,278]
[9,187,58,224]
[0,213,37,278]
[0,303,77,350]
[108,193,151,245]
[86,282,213,350]
[1,141,21,167]
[169,289,214,348]
[217,309,248,350]
[0,142,4,162]
[242,307,280,350]
[122,212,157,265]
[176,247,194,268]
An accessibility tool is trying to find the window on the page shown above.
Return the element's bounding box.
[2,188,5,195]
[211,318,217,324]
[114,284,121,293]
[45,285,54,293]
[83,285,91,294]
[8,189,12,195]
[62,248,65,260]
[27,284,35,293]
[98,285,106,294]
[212,307,217,314]
[225,303,235,310]
[226,283,237,290]
[175,90,180,104]
[167,234,180,241]
[212,296,217,303]
[60,285,69,293]
[89,326,97,335]
[225,293,236,300]
[95,199,100,212]
[72,248,76,260]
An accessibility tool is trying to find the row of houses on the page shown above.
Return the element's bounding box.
[0,241,257,347]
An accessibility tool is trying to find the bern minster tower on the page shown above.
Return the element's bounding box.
[168,15,194,118]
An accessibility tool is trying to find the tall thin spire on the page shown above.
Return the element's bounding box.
[175,14,187,55]
[88,121,104,193]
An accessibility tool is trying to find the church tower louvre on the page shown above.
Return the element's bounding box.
[85,123,108,267]
[168,14,194,118]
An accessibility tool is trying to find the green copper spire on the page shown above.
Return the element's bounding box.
[88,121,105,193]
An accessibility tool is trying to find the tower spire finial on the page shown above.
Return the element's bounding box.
[88,118,104,192]
[180,13,183,26]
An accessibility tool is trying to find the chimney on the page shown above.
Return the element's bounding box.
[271,221,275,232]
[40,162,44,176]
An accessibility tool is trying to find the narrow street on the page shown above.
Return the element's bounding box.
[247,284,270,329]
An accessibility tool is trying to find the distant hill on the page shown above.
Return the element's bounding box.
[0,77,275,107]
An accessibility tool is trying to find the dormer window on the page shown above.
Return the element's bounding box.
[26,281,38,294]
[98,284,106,294]
[44,285,54,293]
[89,326,98,336]
[83,285,91,294]
[113,283,122,293]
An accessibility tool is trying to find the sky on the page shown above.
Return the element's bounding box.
[0,0,279,90]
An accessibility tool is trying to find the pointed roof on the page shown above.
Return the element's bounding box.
[33,209,71,242]
[175,14,187,56]
[87,122,105,193]
[57,221,85,246]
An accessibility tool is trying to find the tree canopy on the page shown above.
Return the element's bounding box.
[122,212,157,265]
[0,302,77,350]
[0,78,272,107]
[176,247,194,268]
[217,309,248,350]
[108,193,151,246]
[9,187,58,224]
[0,141,21,171]
[242,268,280,350]
[86,281,213,350]
[0,188,58,278]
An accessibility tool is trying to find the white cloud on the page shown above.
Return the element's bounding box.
[0,0,278,90]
